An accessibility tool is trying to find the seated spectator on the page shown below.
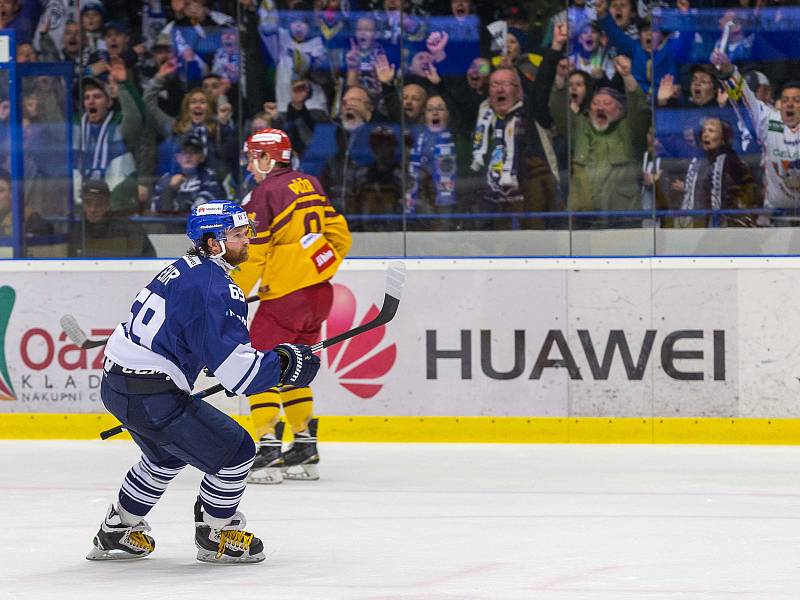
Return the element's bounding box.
[567,56,651,228]
[674,117,756,228]
[0,169,11,237]
[0,170,53,240]
[406,94,458,229]
[351,126,403,231]
[73,76,140,214]
[69,179,155,258]
[151,134,224,215]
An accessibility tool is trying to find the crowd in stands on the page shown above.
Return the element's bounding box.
[0,0,799,253]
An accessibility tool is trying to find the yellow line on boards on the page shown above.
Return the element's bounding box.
[3,414,800,444]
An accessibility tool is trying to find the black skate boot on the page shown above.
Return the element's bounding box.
[86,504,155,561]
[248,426,285,485]
[282,418,320,481]
[194,498,265,564]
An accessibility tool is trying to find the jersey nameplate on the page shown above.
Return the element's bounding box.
[288,177,315,195]
[157,264,181,284]
[183,255,202,268]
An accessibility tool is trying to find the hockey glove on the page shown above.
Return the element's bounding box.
[274,343,320,387]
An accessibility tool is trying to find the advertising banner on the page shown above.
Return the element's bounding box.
[0,258,797,418]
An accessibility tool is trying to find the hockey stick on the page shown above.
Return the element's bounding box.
[100,261,406,440]
[60,295,261,350]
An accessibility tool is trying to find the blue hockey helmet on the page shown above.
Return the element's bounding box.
[186,200,252,250]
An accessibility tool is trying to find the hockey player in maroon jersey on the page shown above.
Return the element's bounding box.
[232,128,352,483]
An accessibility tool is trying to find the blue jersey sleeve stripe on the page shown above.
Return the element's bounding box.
[233,353,262,395]
[215,343,259,392]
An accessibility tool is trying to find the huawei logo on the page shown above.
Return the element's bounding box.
[322,283,396,398]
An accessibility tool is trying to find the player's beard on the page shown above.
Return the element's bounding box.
[225,244,249,265]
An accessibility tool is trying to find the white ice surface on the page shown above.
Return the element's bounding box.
[4,440,800,599]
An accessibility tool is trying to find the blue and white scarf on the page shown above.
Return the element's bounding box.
[79,112,116,180]
[408,129,457,210]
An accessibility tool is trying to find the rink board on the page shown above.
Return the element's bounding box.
[2,257,800,442]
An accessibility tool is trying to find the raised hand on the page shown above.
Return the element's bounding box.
[263,101,279,121]
[109,57,128,83]
[656,73,677,106]
[89,60,110,77]
[717,87,729,107]
[424,61,440,85]
[426,30,448,59]
[345,39,360,70]
[614,54,632,78]
[552,21,568,51]
[290,79,310,109]
[157,58,178,80]
[710,49,732,76]
[374,53,396,84]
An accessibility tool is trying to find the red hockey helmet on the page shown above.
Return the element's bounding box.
[244,128,292,164]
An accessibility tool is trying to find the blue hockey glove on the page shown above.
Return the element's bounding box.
[273,343,320,387]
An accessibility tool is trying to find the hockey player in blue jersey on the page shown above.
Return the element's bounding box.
[86,200,320,564]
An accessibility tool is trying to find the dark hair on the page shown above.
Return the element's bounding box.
[695,116,734,150]
[568,69,595,113]
[779,80,800,96]
[0,169,10,185]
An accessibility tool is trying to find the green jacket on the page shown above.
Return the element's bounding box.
[568,86,650,213]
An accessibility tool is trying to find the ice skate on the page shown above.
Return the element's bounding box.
[282,418,320,481]
[248,430,284,484]
[194,498,265,564]
[86,504,155,560]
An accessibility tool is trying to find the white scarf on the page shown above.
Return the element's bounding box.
[680,153,727,227]
[471,99,522,189]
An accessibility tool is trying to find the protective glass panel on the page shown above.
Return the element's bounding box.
[650,4,800,255]
[20,68,71,258]
[0,68,10,257]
